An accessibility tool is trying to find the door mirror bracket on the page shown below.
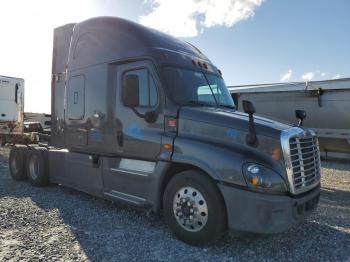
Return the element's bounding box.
[144,110,158,123]
[130,108,158,123]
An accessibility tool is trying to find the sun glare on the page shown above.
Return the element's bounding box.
[0,0,98,113]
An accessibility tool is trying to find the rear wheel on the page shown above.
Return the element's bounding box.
[163,170,227,246]
[26,147,49,187]
[9,145,28,181]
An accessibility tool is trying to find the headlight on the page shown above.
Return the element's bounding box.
[242,163,287,193]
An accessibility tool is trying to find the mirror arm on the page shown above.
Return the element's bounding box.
[295,109,306,127]
[131,107,145,118]
[242,100,258,147]
[131,107,158,123]
[246,113,258,147]
[298,118,303,127]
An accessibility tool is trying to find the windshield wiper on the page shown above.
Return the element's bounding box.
[185,100,214,107]
[218,103,235,110]
[185,100,235,109]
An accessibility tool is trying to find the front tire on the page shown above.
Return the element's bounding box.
[163,170,227,246]
[9,145,28,181]
[26,147,49,187]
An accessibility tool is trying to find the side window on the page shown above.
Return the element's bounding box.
[123,69,158,107]
[67,75,85,120]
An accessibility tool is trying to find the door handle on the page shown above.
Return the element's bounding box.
[117,131,123,146]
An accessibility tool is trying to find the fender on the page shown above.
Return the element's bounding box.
[172,136,286,186]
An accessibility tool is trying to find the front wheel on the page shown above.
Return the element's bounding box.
[163,170,227,246]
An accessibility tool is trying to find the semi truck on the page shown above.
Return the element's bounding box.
[0,75,24,145]
[8,17,321,245]
[230,78,350,159]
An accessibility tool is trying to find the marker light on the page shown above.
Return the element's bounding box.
[251,176,259,186]
[168,119,177,127]
[271,147,282,161]
[165,116,177,133]
[162,144,171,151]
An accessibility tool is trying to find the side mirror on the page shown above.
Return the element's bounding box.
[122,75,139,107]
[295,110,306,126]
[242,100,258,147]
[242,100,256,114]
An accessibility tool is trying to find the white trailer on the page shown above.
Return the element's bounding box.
[230,78,350,159]
[0,75,24,144]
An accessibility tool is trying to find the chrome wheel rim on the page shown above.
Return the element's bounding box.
[29,155,39,180]
[173,186,208,232]
[10,155,18,174]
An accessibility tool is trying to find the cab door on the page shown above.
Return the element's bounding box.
[101,61,165,204]
[114,61,164,159]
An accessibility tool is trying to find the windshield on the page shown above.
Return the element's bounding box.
[163,67,235,108]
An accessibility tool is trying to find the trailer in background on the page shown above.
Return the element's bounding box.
[0,76,49,145]
[230,78,350,159]
[24,112,51,134]
[0,75,25,145]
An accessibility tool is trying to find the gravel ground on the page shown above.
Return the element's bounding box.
[0,146,349,262]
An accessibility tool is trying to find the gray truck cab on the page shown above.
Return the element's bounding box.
[9,17,321,245]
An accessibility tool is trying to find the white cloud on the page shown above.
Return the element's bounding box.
[140,0,263,37]
[300,71,341,81]
[301,72,315,81]
[280,69,292,82]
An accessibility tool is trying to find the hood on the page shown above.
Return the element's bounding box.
[177,106,291,182]
[179,106,291,139]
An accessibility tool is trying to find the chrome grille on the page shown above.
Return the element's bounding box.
[281,127,321,194]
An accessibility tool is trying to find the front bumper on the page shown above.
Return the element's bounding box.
[218,183,320,234]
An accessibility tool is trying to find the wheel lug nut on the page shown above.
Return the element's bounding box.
[187,202,191,206]
[190,215,193,220]
[190,208,193,213]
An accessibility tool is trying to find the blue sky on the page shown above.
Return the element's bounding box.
[0,0,349,112]
[186,0,350,85]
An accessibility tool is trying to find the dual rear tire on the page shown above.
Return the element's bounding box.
[9,145,28,181]
[9,145,49,187]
